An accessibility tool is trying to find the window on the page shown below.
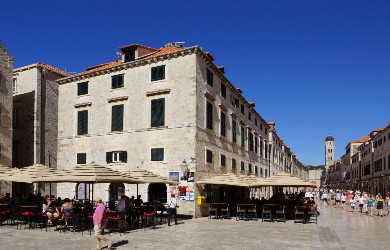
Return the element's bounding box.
[221,154,226,167]
[220,111,226,137]
[206,102,213,130]
[206,150,213,163]
[111,104,124,131]
[249,131,254,151]
[77,82,88,96]
[255,136,258,153]
[232,119,237,143]
[265,169,268,177]
[248,164,252,173]
[151,148,164,161]
[232,158,236,172]
[77,110,88,135]
[241,161,245,171]
[255,166,258,175]
[241,126,245,147]
[260,167,263,176]
[260,140,263,157]
[13,78,17,93]
[206,69,213,86]
[111,74,124,89]
[231,95,239,107]
[255,118,258,126]
[77,153,87,164]
[220,83,226,98]
[248,112,251,121]
[241,104,245,114]
[124,50,135,62]
[151,98,165,127]
[106,151,127,163]
[260,123,263,131]
[151,65,165,81]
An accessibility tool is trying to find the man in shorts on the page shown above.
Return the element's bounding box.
[92,198,112,250]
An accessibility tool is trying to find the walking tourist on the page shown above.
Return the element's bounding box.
[376,195,384,217]
[168,194,178,226]
[92,198,112,250]
[341,193,346,209]
[350,196,356,212]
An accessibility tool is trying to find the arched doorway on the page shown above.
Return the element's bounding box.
[148,183,167,203]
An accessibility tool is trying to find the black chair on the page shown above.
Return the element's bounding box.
[209,204,217,219]
[262,205,272,222]
[294,206,305,223]
[275,205,286,223]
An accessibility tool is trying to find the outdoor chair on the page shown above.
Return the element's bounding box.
[57,214,76,233]
[236,205,246,221]
[219,204,230,219]
[294,206,305,223]
[143,211,156,230]
[262,205,272,222]
[307,205,318,224]
[247,205,257,221]
[275,205,286,223]
[209,204,218,219]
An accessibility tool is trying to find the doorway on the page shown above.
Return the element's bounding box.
[148,183,167,203]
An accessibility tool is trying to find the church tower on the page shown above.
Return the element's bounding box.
[325,135,334,169]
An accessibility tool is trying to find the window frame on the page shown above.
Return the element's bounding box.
[77,81,89,96]
[151,148,164,161]
[151,65,166,81]
[151,98,165,128]
[206,69,213,86]
[111,74,124,89]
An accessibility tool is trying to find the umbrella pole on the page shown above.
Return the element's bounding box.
[137,184,139,196]
[49,183,52,196]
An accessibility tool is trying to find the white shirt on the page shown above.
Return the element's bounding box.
[169,197,177,208]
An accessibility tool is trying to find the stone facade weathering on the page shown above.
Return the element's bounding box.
[56,43,308,217]
[0,41,13,195]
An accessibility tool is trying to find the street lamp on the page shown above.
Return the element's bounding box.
[180,157,197,176]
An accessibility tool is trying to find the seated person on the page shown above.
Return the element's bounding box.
[153,196,168,223]
[134,195,143,207]
[42,196,59,225]
[61,198,74,226]
[116,195,127,231]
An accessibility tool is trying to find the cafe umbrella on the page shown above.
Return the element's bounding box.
[36,163,144,200]
[121,166,179,196]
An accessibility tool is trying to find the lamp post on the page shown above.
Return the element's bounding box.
[180,157,197,179]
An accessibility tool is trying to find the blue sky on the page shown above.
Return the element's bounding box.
[1,1,390,165]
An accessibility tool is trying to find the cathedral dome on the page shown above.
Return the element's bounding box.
[325,135,334,141]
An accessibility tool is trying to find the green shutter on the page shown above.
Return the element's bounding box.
[112,105,124,131]
[151,99,165,127]
[120,151,127,163]
[106,152,112,163]
[78,110,88,135]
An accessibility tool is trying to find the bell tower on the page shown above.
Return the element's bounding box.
[325,135,334,169]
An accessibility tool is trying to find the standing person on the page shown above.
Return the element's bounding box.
[350,196,356,212]
[367,195,374,216]
[335,191,341,207]
[323,192,329,205]
[168,194,178,226]
[358,195,365,213]
[92,198,112,250]
[341,193,346,209]
[376,195,384,217]
[116,195,126,232]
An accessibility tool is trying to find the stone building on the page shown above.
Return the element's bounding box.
[324,125,390,194]
[325,135,334,169]
[56,42,307,217]
[12,63,69,195]
[0,41,14,194]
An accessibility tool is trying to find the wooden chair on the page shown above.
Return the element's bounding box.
[247,205,257,221]
[236,205,246,221]
[294,206,305,223]
[307,205,318,224]
[275,205,286,223]
[220,204,230,219]
[262,204,272,222]
[209,204,217,219]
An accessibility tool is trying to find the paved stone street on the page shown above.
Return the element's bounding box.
[0,202,389,250]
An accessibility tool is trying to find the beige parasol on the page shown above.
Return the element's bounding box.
[197,173,250,187]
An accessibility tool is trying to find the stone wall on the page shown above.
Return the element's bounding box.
[0,41,13,194]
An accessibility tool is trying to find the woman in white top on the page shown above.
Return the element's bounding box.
[341,194,346,209]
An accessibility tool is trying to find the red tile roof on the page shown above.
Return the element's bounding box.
[38,63,70,77]
[142,47,185,59]
[119,43,158,51]
[352,136,370,143]
[85,60,122,71]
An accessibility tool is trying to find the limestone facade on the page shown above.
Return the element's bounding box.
[324,125,390,194]
[13,63,69,195]
[56,43,308,216]
[0,41,13,194]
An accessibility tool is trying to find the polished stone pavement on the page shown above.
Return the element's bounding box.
[0,202,388,250]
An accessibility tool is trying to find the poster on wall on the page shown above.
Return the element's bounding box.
[169,172,180,183]
[179,172,195,201]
